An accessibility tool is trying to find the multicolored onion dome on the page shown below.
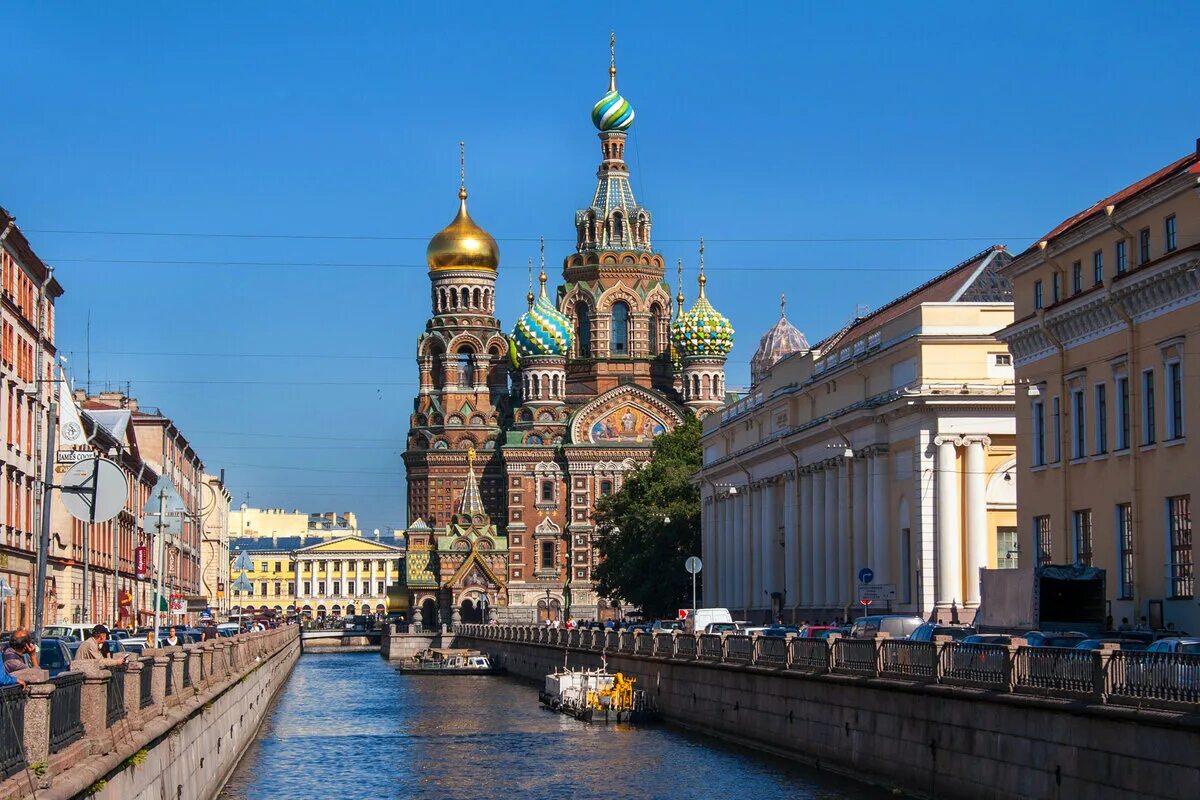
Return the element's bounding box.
[426,187,500,272]
[592,89,635,132]
[510,276,573,364]
[672,274,734,358]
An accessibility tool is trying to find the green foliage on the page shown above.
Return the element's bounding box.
[593,414,702,619]
[30,761,46,778]
[125,748,149,768]
[85,779,107,796]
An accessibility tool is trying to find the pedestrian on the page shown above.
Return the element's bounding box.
[3,629,37,673]
[164,627,181,647]
[1137,616,1150,632]
[202,620,219,641]
[76,625,128,663]
[1118,617,1132,631]
[145,629,157,650]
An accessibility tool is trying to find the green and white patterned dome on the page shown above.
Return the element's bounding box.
[673,272,734,359]
[510,273,573,365]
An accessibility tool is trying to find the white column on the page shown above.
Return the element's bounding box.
[384,557,392,589]
[837,459,850,609]
[964,437,989,607]
[799,471,814,609]
[751,486,764,612]
[731,494,743,613]
[761,481,777,613]
[741,492,753,615]
[853,456,868,586]
[825,462,835,606]
[871,450,890,586]
[725,496,736,609]
[783,474,799,613]
[369,559,377,599]
[935,437,962,608]
[811,468,827,609]
[355,559,362,598]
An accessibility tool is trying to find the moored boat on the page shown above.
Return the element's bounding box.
[539,660,661,723]
[397,648,506,675]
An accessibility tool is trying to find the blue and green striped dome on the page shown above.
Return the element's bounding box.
[592,90,635,132]
[672,277,734,359]
[511,282,573,364]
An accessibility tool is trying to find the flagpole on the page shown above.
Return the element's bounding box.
[153,484,167,644]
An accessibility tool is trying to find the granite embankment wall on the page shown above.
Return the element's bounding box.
[455,633,1200,800]
[0,627,299,800]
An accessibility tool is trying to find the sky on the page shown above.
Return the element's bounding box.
[5,3,1198,533]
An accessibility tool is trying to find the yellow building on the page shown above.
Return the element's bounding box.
[998,137,1200,633]
[229,542,297,618]
[293,537,405,619]
[699,248,1016,623]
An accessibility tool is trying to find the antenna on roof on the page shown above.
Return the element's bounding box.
[854,303,870,320]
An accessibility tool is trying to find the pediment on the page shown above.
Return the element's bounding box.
[569,384,684,444]
[296,536,404,555]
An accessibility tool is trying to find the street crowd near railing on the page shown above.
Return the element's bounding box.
[455,624,1200,711]
[0,626,297,793]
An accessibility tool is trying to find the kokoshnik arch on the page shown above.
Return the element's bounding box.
[400,37,734,625]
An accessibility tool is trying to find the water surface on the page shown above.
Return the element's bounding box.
[220,652,887,800]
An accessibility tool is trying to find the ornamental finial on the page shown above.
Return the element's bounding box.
[781,293,787,319]
[467,447,476,465]
[458,140,467,200]
[676,258,685,314]
[697,237,707,297]
[527,257,534,309]
[609,32,617,92]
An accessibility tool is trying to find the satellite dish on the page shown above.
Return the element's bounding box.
[60,457,128,523]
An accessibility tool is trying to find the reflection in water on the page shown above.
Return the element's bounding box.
[220,653,886,800]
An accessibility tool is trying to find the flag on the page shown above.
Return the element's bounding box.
[57,368,87,448]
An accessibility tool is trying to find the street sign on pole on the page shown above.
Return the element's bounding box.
[857,584,897,601]
[59,457,128,524]
[858,567,874,585]
[684,556,702,623]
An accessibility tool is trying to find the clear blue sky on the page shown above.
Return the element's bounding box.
[6,3,1198,532]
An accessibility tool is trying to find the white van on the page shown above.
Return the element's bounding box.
[683,608,733,634]
[43,623,103,642]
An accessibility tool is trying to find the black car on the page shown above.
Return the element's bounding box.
[38,637,74,677]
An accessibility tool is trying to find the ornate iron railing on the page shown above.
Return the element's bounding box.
[0,685,25,778]
[1013,647,1095,695]
[938,643,1009,689]
[878,639,936,681]
[139,658,154,709]
[724,635,753,664]
[49,673,85,754]
[1106,650,1200,706]
[787,638,831,673]
[832,638,879,676]
[106,665,127,727]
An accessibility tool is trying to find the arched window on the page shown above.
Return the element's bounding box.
[450,289,459,309]
[612,213,624,242]
[457,348,474,388]
[430,346,445,390]
[600,479,614,497]
[551,374,559,398]
[460,287,470,309]
[473,288,482,309]
[575,302,592,357]
[531,374,541,399]
[611,301,630,355]
[648,303,663,354]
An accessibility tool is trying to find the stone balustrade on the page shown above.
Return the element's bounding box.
[0,626,298,799]
[454,624,1200,712]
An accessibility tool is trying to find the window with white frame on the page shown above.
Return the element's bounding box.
[1142,369,1157,445]
[1116,503,1134,600]
[1071,389,1086,459]
[1094,383,1108,454]
[996,527,1019,569]
[1167,495,1192,598]
[1071,509,1093,566]
[1031,399,1046,466]
[1115,374,1130,450]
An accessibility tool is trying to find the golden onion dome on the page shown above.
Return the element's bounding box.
[426,187,499,272]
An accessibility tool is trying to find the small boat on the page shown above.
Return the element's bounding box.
[538,659,662,723]
[397,648,506,675]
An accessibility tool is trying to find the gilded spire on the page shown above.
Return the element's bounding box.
[676,258,685,315]
[780,293,787,319]
[459,446,485,516]
[426,140,500,272]
[609,31,617,92]
[527,257,534,309]
[459,140,467,200]
[697,237,707,298]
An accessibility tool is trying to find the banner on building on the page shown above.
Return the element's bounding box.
[135,546,149,578]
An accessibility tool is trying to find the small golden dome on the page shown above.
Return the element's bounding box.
[426,187,499,272]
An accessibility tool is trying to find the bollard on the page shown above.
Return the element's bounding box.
[166,651,186,705]
[122,660,144,729]
[78,668,113,754]
[150,655,169,709]
[23,680,55,769]
[187,647,204,692]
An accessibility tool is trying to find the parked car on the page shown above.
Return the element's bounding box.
[759,625,800,638]
[798,625,836,638]
[962,634,1016,646]
[650,620,684,634]
[849,615,925,640]
[38,637,74,677]
[814,627,850,639]
[684,608,733,634]
[1144,637,1200,654]
[1074,638,1148,652]
[703,622,744,634]
[42,623,101,642]
[123,640,148,656]
[1022,631,1089,648]
[908,623,976,642]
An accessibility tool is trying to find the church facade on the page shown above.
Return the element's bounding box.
[401,43,734,625]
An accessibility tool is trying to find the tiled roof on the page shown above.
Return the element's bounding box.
[1037,144,1200,246]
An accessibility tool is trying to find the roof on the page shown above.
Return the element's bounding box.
[816,245,1013,353]
[1036,142,1200,247]
[0,206,64,298]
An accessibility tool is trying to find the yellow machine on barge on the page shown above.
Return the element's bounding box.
[539,659,662,723]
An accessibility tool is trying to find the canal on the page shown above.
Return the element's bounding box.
[220,652,889,800]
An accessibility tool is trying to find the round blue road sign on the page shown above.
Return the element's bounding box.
[858,567,874,584]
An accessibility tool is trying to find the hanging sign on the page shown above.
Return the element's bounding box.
[135,546,149,578]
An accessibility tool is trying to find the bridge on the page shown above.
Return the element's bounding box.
[299,627,382,652]
[452,624,1200,800]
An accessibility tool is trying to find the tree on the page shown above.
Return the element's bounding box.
[593,414,701,619]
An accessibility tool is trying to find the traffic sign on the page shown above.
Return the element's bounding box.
[858,567,874,585]
[142,476,187,536]
[860,598,872,606]
[60,457,128,523]
[684,556,703,574]
[857,584,897,601]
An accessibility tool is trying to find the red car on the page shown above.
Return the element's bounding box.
[799,625,837,638]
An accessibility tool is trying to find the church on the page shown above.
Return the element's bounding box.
[400,40,734,625]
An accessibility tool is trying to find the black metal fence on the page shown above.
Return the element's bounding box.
[182,655,192,689]
[139,658,154,709]
[0,685,26,779]
[106,666,127,727]
[49,673,85,754]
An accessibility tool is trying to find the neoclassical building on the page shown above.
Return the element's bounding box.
[401,42,734,624]
[698,248,1016,624]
